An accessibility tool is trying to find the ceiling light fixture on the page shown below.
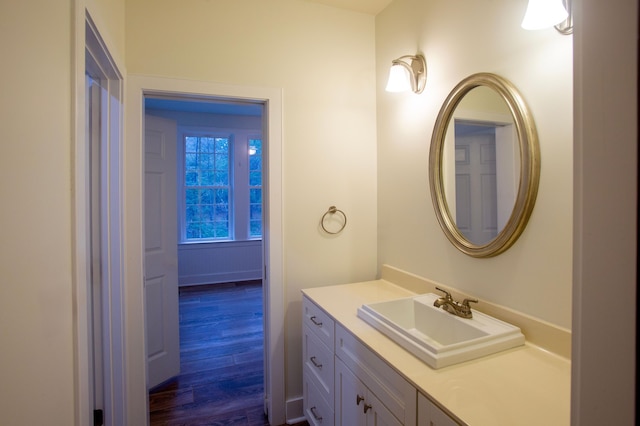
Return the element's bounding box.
[521,0,573,34]
[385,54,427,94]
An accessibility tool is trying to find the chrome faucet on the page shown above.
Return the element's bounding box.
[433,287,478,319]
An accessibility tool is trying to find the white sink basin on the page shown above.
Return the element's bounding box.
[357,293,525,369]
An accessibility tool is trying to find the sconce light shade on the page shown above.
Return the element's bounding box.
[385,54,426,94]
[522,0,572,34]
[386,64,411,92]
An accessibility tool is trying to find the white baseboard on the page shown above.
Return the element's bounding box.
[178,270,262,286]
[178,240,262,286]
[286,396,305,424]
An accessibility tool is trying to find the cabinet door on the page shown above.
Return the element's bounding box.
[367,390,403,426]
[335,324,416,424]
[418,393,460,426]
[336,358,403,426]
[335,358,367,426]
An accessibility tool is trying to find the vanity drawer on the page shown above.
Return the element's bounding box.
[303,296,335,350]
[304,372,335,426]
[335,324,416,425]
[303,324,334,399]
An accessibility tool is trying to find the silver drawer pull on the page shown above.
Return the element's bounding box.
[310,406,323,422]
[310,316,323,327]
[310,356,323,369]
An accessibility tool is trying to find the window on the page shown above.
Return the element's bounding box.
[184,135,230,240]
[248,138,262,238]
[180,131,262,242]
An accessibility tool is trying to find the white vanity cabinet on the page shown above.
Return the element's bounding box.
[417,393,460,426]
[303,296,336,426]
[302,295,417,426]
[302,279,571,426]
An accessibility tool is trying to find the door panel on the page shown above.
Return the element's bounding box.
[335,358,367,426]
[455,125,498,245]
[368,391,402,426]
[145,114,180,388]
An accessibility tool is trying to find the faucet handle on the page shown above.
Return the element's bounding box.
[462,298,478,308]
[458,298,478,319]
[435,287,452,300]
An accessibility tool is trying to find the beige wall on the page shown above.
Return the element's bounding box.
[126,0,378,405]
[0,2,75,424]
[86,0,126,62]
[376,0,573,328]
[0,1,74,425]
[0,1,126,424]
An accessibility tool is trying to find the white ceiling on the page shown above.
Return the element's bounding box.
[304,0,394,15]
[145,97,263,116]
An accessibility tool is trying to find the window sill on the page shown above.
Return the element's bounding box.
[178,239,262,248]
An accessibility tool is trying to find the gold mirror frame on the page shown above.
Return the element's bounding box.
[429,73,540,257]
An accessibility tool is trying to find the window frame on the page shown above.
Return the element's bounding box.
[177,126,262,244]
[178,129,234,242]
[247,135,263,240]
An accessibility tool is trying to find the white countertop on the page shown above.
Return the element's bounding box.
[302,279,571,426]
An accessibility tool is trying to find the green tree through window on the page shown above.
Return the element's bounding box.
[184,136,230,239]
[249,139,262,238]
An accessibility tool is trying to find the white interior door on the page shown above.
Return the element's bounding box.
[144,114,180,388]
[454,124,498,245]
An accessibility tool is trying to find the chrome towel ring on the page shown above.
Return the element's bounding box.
[321,205,347,235]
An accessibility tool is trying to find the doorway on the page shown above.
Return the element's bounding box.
[143,96,266,422]
[124,75,285,425]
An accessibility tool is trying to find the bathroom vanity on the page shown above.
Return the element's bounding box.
[301,266,570,425]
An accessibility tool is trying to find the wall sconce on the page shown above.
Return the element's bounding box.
[385,54,427,94]
[521,0,573,34]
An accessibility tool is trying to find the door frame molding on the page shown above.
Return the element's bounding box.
[73,10,126,426]
[124,75,285,425]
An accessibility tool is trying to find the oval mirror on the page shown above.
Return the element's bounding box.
[429,73,540,257]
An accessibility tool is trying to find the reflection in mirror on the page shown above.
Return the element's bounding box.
[430,73,540,257]
[442,87,520,245]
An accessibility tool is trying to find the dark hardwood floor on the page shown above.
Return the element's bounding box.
[148,280,284,425]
